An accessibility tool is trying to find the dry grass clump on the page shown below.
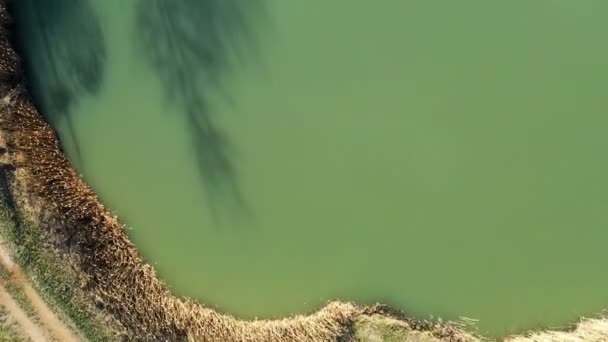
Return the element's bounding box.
[359,304,477,342]
[506,317,608,342]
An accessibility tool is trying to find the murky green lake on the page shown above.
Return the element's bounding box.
[13,0,608,336]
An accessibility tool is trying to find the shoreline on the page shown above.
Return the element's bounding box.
[0,1,605,340]
[0,1,474,340]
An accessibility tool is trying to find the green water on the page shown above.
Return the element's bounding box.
[13,0,608,336]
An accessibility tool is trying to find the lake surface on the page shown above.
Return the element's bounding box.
[12,0,608,337]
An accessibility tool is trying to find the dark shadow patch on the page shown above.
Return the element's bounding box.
[9,0,107,168]
[134,0,266,220]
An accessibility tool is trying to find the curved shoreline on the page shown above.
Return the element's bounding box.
[0,1,474,341]
[0,1,605,341]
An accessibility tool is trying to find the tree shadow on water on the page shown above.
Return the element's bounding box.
[134,0,267,222]
[10,0,106,167]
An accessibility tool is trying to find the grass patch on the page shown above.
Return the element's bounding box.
[0,200,118,341]
[354,315,444,342]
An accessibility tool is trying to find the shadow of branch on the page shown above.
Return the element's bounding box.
[134,0,267,219]
[10,0,107,168]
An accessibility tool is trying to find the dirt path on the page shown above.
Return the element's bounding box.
[0,284,47,342]
[19,276,81,341]
[0,245,80,342]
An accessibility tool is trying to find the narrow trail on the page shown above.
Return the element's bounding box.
[0,284,47,342]
[0,245,80,342]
